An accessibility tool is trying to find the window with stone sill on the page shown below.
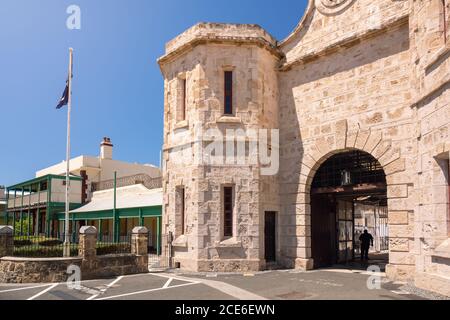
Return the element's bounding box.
[176,186,186,235]
[223,185,235,238]
[176,76,187,123]
[224,70,234,116]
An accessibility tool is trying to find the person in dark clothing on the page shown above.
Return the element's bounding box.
[359,230,374,261]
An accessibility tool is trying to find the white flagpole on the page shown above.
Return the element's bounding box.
[63,48,73,257]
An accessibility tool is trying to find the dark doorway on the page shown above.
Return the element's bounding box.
[310,150,388,269]
[311,195,336,268]
[265,211,276,262]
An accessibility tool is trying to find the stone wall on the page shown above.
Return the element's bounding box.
[409,0,450,296]
[0,226,149,283]
[158,0,450,293]
[278,11,416,277]
[0,255,149,284]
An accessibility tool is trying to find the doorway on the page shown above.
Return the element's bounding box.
[310,150,388,269]
[265,211,277,262]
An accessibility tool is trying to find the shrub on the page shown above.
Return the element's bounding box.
[38,239,63,247]
[13,239,33,247]
[96,243,131,256]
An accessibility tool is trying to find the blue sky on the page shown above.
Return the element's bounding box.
[0,0,307,186]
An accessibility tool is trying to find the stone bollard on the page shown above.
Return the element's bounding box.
[0,226,14,258]
[131,227,148,256]
[78,226,97,260]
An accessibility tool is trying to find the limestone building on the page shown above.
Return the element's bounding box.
[159,0,450,296]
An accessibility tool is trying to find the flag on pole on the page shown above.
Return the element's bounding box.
[56,79,69,109]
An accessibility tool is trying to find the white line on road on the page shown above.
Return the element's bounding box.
[154,273,267,300]
[87,276,124,300]
[162,278,173,289]
[95,282,198,300]
[391,290,409,295]
[0,284,56,294]
[27,284,58,300]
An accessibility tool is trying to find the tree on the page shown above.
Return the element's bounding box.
[14,215,33,236]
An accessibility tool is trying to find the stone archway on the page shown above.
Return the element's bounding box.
[289,122,415,281]
[309,150,388,268]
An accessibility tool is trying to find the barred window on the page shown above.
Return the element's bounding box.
[223,186,234,237]
[224,71,233,115]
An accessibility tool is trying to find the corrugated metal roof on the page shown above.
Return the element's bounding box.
[70,184,162,213]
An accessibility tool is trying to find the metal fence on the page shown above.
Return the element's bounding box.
[148,233,172,270]
[13,233,78,258]
[96,234,132,256]
[92,174,162,192]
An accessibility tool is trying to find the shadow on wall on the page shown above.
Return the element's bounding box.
[278,20,410,269]
[284,21,410,88]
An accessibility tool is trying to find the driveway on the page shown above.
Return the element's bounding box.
[0,267,432,300]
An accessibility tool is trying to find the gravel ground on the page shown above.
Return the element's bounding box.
[400,282,449,300]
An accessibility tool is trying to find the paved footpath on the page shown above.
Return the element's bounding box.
[0,268,440,300]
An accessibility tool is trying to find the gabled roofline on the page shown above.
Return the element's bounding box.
[278,0,315,47]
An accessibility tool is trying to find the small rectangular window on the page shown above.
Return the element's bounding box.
[176,186,186,235]
[223,186,234,237]
[182,78,187,121]
[181,187,186,235]
[224,71,233,115]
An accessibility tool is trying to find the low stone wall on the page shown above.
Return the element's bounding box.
[0,225,150,284]
[0,257,83,283]
[82,254,149,279]
[0,254,148,284]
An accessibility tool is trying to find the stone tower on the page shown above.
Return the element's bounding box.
[159,23,281,271]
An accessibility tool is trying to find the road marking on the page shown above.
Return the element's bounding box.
[162,277,173,288]
[27,284,58,300]
[87,276,124,300]
[95,282,198,300]
[0,284,55,294]
[391,290,409,295]
[155,273,267,300]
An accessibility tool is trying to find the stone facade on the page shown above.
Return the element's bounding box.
[158,0,450,296]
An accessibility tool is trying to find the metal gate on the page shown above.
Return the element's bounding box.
[148,232,172,270]
[355,204,389,256]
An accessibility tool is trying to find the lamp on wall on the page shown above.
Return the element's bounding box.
[341,170,352,186]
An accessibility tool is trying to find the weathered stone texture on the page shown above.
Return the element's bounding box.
[159,0,450,296]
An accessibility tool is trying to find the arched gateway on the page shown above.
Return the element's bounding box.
[310,150,388,268]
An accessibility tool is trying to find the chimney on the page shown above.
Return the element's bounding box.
[100,137,113,160]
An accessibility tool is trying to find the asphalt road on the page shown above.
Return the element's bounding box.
[0,268,429,300]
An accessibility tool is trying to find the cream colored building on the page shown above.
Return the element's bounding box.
[6,137,162,238]
[36,137,161,202]
[159,0,450,296]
